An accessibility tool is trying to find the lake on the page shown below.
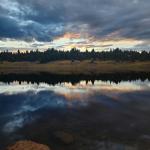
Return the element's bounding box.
[0,74,150,150]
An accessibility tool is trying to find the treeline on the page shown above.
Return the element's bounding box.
[0,48,150,62]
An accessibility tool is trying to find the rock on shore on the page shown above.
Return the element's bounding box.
[7,140,50,150]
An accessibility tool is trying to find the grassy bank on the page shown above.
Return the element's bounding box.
[0,60,150,75]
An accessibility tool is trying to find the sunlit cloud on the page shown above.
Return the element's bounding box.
[50,33,143,51]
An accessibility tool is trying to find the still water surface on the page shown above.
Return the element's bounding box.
[0,79,150,150]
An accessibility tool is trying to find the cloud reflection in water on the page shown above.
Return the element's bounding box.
[0,80,150,149]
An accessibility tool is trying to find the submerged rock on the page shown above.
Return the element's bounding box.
[54,131,74,144]
[7,140,50,150]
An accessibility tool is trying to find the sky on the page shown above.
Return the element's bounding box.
[0,0,150,51]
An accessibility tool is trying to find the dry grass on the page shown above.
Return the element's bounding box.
[0,60,150,75]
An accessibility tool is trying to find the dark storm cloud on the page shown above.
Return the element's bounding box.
[0,16,24,39]
[0,0,150,42]
[0,15,62,41]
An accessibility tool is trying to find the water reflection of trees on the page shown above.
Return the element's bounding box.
[0,72,150,85]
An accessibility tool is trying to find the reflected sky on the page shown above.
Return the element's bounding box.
[0,80,150,133]
[1,80,150,150]
[0,79,150,95]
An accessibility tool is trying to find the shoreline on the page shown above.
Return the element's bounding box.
[0,60,150,75]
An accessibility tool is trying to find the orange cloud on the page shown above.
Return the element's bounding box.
[55,32,81,40]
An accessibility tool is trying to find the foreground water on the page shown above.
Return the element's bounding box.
[0,78,150,150]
